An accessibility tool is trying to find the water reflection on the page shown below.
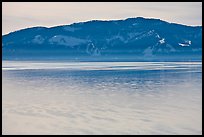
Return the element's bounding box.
[2,61,202,135]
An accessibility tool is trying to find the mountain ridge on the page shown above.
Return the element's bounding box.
[2,17,202,61]
[3,17,202,36]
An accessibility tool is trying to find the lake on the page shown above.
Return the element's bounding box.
[2,61,202,135]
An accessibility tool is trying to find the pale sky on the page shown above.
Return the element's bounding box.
[2,2,202,35]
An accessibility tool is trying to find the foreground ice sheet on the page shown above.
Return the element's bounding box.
[2,61,202,135]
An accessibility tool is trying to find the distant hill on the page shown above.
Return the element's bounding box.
[2,17,202,61]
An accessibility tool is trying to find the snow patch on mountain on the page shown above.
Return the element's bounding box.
[178,40,191,47]
[86,43,101,56]
[106,34,125,43]
[127,32,144,40]
[179,43,189,47]
[135,30,155,40]
[186,40,191,45]
[159,38,165,44]
[32,35,45,44]
[49,35,87,47]
[132,23,138,26]
[155,33,165,44]
[156,34,161,39]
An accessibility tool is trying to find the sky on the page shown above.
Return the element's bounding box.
[2,2,202,35]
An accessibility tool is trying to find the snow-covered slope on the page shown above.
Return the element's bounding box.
[2,17,202,61]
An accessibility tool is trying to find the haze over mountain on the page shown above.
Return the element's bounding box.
[2,17,202,61]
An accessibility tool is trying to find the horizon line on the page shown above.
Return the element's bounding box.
[2,16,202,36]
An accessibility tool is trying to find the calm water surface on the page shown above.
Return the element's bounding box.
[2,61,202,135]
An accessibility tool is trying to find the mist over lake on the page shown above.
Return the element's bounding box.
[2,61,202,135]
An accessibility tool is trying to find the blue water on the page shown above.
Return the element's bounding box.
[2,61,202,135]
